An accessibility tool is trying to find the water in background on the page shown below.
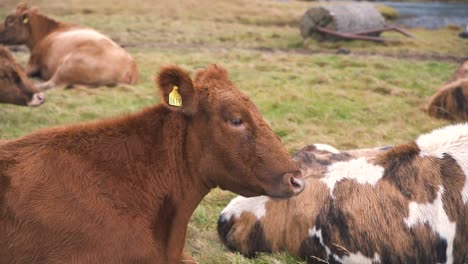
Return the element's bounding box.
[377,1,468,29]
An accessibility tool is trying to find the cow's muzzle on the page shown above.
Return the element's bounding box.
[27,92,46,106]
[266,171,305,199]
[284,171,305,195]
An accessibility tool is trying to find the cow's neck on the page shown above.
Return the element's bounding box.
[26,13,67,50]
[73,105,210,262]
[138,106,210,262]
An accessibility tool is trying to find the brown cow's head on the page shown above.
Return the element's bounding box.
[0,46,44,106]
[157,65,305,198]
[0,4,35,45]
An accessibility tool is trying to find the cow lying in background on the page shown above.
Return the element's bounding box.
[0,64,304,263]
[0,4,138,90]
[426,61,468,121]
[0,45,44,106]
[219,124,468,263]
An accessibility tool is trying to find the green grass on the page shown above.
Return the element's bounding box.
[0,0,465,263]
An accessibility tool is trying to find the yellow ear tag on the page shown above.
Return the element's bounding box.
[168,85,182,107]
[23,18,29,24]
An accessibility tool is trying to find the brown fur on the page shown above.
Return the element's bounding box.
[219,142,467,263]
[0,64,304,263]
[452,61,468,81]
[426,61,468,121]
[0,4,138,90]
[0,45,44,106]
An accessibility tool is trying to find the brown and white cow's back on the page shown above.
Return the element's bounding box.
[219,124,468,264]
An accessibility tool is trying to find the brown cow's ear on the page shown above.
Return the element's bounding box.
[194,64,228,85]
[156,65,199,115]
[21,13,29,25]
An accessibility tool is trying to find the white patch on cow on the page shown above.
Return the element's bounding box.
[220,196,270,221]
[309,227,381,264]
[309,226,331,256]
[341,252,381,264]
[314,144,340,154]
[404,186,456,264]
[320,157,385,198]
[416,123,468,204]
[57,29,118,47]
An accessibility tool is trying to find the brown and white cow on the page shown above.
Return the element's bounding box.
[0,64,304,264]
[0,4,138,90]
[0,45,44,106]
[426,61,468,121]
[460,26,468,38]
[218,124,468,264]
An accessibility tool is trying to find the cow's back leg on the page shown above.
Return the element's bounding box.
[36,79,68,91]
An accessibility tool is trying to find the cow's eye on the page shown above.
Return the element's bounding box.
[230,118,243,126]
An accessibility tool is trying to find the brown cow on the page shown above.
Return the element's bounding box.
[0,64,304,263]
[0,4,138,90]
[426,61,468,121]
[219,124,468,263]
[0,45,44,106]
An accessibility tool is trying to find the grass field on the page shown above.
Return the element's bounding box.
[0,0,467,263]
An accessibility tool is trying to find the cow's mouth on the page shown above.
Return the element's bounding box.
[27,92,46,106]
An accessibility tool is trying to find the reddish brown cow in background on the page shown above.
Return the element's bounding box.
[426,61,468,121]
[0,64,304,263]
[219,124,468,263]
[0,45,44,106]
[0,4,138,90]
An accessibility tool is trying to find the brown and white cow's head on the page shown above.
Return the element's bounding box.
[425,61,468,121]
[156,64,304,198]
[425,79,468,121]
[452,61,468,81]
[0,46,44,106]
[0,4,36,46]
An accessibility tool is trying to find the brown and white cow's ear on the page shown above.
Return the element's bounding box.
[156,65,199,115]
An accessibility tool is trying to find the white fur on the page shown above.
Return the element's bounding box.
[416,123,468,204]
[341,252,381,264]
[220,195,270,221]
[320,157,385,198]
[56,29,118,47]
[310,227,381,264]
[314,144,340,154]
[404,186,456,264]
[309,226,332,257]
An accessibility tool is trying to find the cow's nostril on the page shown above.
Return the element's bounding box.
[287,172,305,195]
[290,176,300,188]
